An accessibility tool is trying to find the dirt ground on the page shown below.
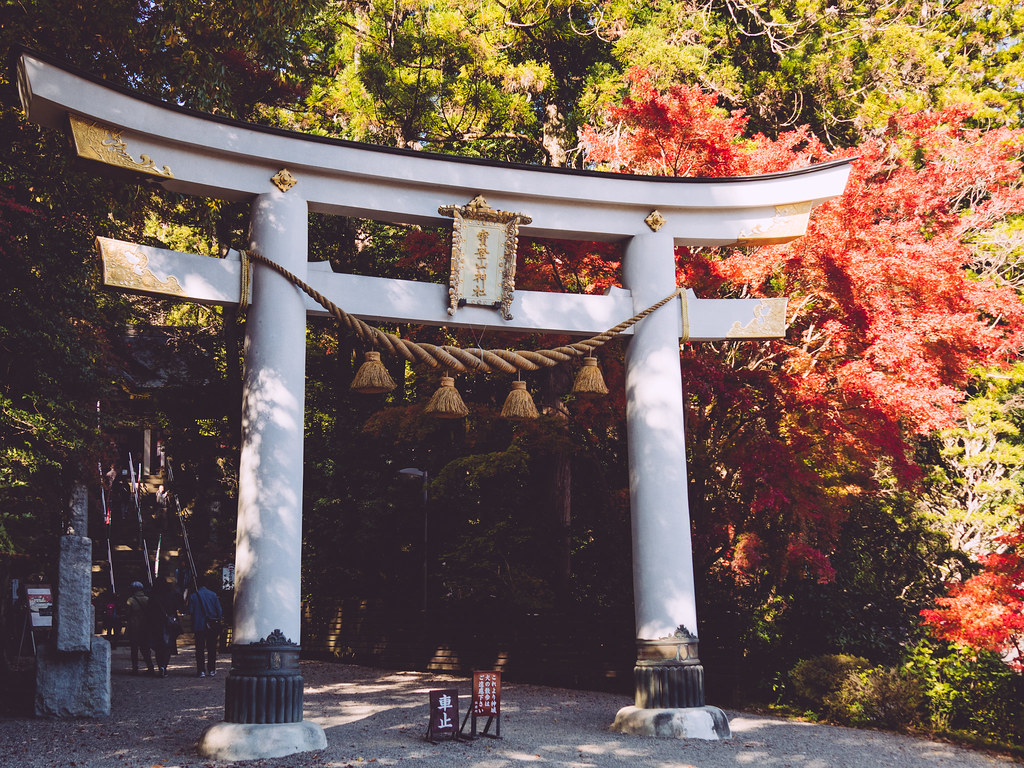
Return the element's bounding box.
[0,641,1020,768]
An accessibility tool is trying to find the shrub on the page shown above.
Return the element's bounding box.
[904,639,1024,744]
[825,667,923,728]
[789,654,871,707]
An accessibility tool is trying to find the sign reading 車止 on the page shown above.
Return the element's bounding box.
[426,688,460,743]
[440,196,531,321]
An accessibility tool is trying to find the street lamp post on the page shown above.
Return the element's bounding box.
[399,468,429,612]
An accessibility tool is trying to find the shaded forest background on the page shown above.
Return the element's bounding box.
[2,0,1023,746]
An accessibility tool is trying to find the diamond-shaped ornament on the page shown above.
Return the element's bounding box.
[271,168,297,193]
[645,209,667,232]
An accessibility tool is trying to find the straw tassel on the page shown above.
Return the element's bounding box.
[351,351,396,394]
[424,375,469,418]
[501,380,539,420]
[572,355,609,396]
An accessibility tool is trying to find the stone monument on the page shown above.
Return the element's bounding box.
[35,481,111,717]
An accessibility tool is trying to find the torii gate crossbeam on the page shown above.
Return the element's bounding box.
[16,49,852,760]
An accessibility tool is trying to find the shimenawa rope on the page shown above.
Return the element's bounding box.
[240,249,680,375]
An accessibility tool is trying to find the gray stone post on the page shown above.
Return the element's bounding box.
[35,482,111,717]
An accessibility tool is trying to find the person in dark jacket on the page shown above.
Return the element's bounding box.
[187,573,224,678]
[124,581,154,675]
[96,588,119,647]
[145,578,180,677]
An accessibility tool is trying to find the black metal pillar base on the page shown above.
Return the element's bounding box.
[634,630,705,709]
[225,630,304,724]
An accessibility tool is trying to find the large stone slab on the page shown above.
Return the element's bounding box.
[55,535,93,653]
[35,637,111,718]
[610,705,731,740]
[198,721,327,761]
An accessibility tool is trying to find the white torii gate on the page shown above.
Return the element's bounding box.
[17,50,851,760]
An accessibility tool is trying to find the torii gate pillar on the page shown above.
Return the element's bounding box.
[612,230,730,739]
[198,192,328,758]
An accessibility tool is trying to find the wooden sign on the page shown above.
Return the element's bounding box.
[426,688,460,743]
[439,196,531,321]
[26,585,53,628]
[462,670,502,738]
[473,670,500,715]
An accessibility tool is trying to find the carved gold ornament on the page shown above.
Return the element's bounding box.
[68,115,173,178]
[727,298,788,338]
[736,201,814,245]
[271,168,297,192]
[439,195,531,321]
[645,209,667,232]
[96,237,185,296]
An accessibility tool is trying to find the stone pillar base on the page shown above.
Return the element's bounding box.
[224,632,304,724]
[634,631,705,708]
[35,636,111,717]
[197,721,327,761]
[611,705,731,740]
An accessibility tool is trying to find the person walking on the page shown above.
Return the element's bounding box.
[124,581,154,675]
[187,573,224,678]
[96,588,120,647]
[146,578,181,678]
[154,484,170,532]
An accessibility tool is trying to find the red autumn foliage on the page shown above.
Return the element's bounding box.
[580,68,1024,584]
[921,522,1024,671]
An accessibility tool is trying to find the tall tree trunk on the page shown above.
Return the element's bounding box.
[539,364,573,602]
[216,210,247,449]
[552,449,572,599]
[542,101,568,168]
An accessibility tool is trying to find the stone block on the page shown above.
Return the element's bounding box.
[55,535,93,653]
[198,721,327,761]
[611,705,731,740]
[35,637,111,718]
[68,482,88,537]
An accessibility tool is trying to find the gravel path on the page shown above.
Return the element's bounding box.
[1,642,1019,768]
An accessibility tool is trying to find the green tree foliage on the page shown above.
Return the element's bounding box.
[0,0,326,553]
[291,0,616,164]
[923,365,1024,564]
[597,0,1024,144]
[0,103,131,551]
[7,0,324,118]
[904,638,1024,742]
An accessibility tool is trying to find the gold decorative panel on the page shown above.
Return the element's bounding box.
[96,237,185,296]
[68,115,173,178]
[727,298,788,338]
[736,201,813,246]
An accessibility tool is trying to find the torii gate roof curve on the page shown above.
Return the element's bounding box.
[16,48,851,246]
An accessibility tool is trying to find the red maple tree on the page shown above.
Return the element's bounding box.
[581,69,1024,584]
[921,522,1024,671]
